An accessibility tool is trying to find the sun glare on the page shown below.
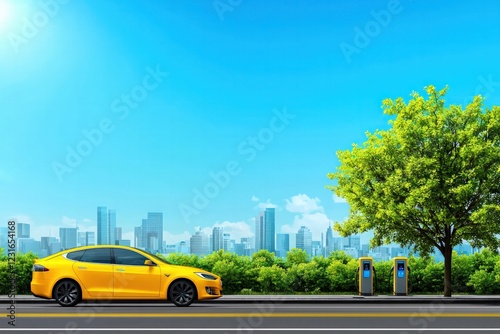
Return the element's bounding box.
[0,1,12,31]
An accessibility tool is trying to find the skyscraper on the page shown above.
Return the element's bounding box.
[141,212,163,253]
[18,223,30,238]
[342,235,361,251]
[325,224,334,256]
[223,233,232,252]
[264,208,276,253]
[108,209,116,246]
[97,207,116,245]
[212,227,224,252]
[255,208,276,252]
[190,229,209,256]
[296,226,312,256]
[276,233,290,258]
[134,226,143,248]
[59,228,77,250]
[255,213,264,250]
[115,227,122,244]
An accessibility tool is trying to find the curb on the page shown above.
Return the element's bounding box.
[2,295,500,304]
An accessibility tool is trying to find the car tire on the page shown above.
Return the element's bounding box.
[54,280,81,307]
[168,279,196,307]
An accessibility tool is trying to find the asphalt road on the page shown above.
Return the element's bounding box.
[2,302,500,333]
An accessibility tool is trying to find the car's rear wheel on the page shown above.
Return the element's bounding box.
[54,280,81,307]
[168,280,196,307]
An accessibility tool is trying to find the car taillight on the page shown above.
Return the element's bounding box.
[33,264,49,272]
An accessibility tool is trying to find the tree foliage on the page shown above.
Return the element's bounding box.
[327,86,500,296]
[2,249,500,295]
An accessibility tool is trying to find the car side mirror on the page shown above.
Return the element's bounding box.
[144,260,155,266]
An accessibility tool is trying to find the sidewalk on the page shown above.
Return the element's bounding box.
[1,294,500,304]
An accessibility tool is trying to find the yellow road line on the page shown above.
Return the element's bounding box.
[9,313,500,318]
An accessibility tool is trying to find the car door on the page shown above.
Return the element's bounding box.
[72,248,114,297]
[112,248,161,297]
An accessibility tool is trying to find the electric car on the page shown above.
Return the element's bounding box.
[31,245,222,307]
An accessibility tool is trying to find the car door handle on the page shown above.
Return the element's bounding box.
[116,268,125,272]
[78,266,87,269]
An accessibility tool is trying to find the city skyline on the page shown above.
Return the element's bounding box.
[2,1,499,251]
[1,214,479,262]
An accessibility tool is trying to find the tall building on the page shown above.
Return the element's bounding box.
[239,237,254,256]
[223,233,232,252]
[41,237,58,256]
[179,241,189,254]
[108,209,116,245]
[18,223,30,238]
[212,227,224,251]
[325,224,334,256]
[97,206,116,245]
[276,233,290,258]
[134,226,143,248]
[59,228,77,250]
[190,229,209,256]
[255,208,276,252]
[264,208,276,253]
[342,235,361,251]
[115,227,122,244]
[18,238,41,254]
[78,232,95,247]
[296,226,312,256]
[141,212,163,253]
[255,213,265,250]
[312,240,322,257]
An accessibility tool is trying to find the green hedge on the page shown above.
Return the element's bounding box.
[2,248,500,295]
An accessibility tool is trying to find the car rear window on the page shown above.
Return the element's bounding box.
[79,248,112,264]
[66,250,85,261]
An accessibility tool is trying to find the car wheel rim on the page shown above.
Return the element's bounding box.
[56,282,78,305]
[172,282,194,305]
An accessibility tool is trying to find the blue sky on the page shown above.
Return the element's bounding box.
[1,0,499,245]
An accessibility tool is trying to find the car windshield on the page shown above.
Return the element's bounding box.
[134,248,171,265]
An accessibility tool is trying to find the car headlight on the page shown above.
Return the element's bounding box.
[195,272,217,280]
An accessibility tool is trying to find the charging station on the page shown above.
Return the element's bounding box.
[393,257,408,296]
[358,257,374,296]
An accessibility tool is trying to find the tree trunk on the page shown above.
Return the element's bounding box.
[443,243,453,297]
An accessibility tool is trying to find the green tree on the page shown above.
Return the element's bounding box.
[328,86,500,296]
[285,248,309,267]
[257,265,288,293]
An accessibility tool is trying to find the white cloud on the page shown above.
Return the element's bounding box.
[285,194,324,213]
[254,199,278,211]
[8,214,33,224]
[332,194,347,204]
[251,195,259,202]
[163,231,192,245]
[196,220,254,242]
[281,212,331,241]
[61,216,77,227]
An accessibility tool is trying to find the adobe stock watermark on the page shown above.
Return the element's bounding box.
[6,0,71,54]
[178,107,295,223]
[213,0,243,21]
[339,0,404,64]
[51,65,169,183]
[462,74,499,106]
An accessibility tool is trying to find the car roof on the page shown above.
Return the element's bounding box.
[38,245,152,261]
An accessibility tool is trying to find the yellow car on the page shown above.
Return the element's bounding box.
[30,245,222,307]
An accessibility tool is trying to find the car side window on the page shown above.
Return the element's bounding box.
[79,248,112,264]
[66,250,85,261]
[113,248,149,265]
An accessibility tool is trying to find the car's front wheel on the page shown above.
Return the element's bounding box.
[54,280,81,307]
[168,280,196,307]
